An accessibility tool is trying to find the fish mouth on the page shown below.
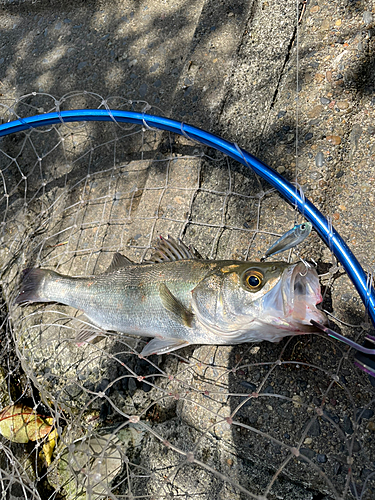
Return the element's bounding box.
[282,261,327,328]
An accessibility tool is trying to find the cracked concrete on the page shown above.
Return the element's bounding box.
[1,0,375,499]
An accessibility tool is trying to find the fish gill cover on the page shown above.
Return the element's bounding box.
[0,92,374,500]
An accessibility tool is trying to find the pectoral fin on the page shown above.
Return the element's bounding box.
[73,315,106,346]
[141,337,189,356]
[159,283,194,327]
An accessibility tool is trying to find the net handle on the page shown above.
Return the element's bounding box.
[1,108,374,327]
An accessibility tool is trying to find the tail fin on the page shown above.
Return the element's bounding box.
[14,268,52,304]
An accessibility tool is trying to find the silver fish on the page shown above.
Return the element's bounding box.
[262,222,312,260]
[15,236,326,356]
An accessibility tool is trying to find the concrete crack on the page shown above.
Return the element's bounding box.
[269,24,297,110]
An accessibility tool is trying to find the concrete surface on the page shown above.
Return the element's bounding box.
[1,0,375,499]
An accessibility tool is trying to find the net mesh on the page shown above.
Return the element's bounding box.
[0,92,374,500]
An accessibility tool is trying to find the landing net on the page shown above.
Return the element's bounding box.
[0,92,374,500]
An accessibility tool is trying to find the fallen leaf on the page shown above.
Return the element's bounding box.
[0,404,53,443]
[41,428,58,466]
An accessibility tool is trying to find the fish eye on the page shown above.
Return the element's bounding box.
[301,223,306,230]
[243,270,263,291]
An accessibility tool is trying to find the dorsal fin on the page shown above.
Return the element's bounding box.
[105,252,134,273]
[145,235,197,263]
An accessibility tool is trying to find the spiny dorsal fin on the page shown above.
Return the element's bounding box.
[105,252,134,273]
[159,283,194,327]
[146,235,197,263]
[189,245,203,260]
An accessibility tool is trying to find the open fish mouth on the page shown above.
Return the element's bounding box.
[239,260,327,340]
[284,261,327,327]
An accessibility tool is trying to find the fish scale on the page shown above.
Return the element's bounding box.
[15,236,327,356]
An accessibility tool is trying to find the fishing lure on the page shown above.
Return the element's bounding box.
[262,222,312,260]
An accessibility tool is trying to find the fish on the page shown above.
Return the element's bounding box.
[14,235,327,357]
[262,222,312,260]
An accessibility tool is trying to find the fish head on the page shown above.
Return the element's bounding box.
[191,261,327,342]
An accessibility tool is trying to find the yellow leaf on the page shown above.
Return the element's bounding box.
[41,429,58,466]
[0,404,53,443]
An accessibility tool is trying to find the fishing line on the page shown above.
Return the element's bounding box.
[294,0,300,223]
[1,109,375,329]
